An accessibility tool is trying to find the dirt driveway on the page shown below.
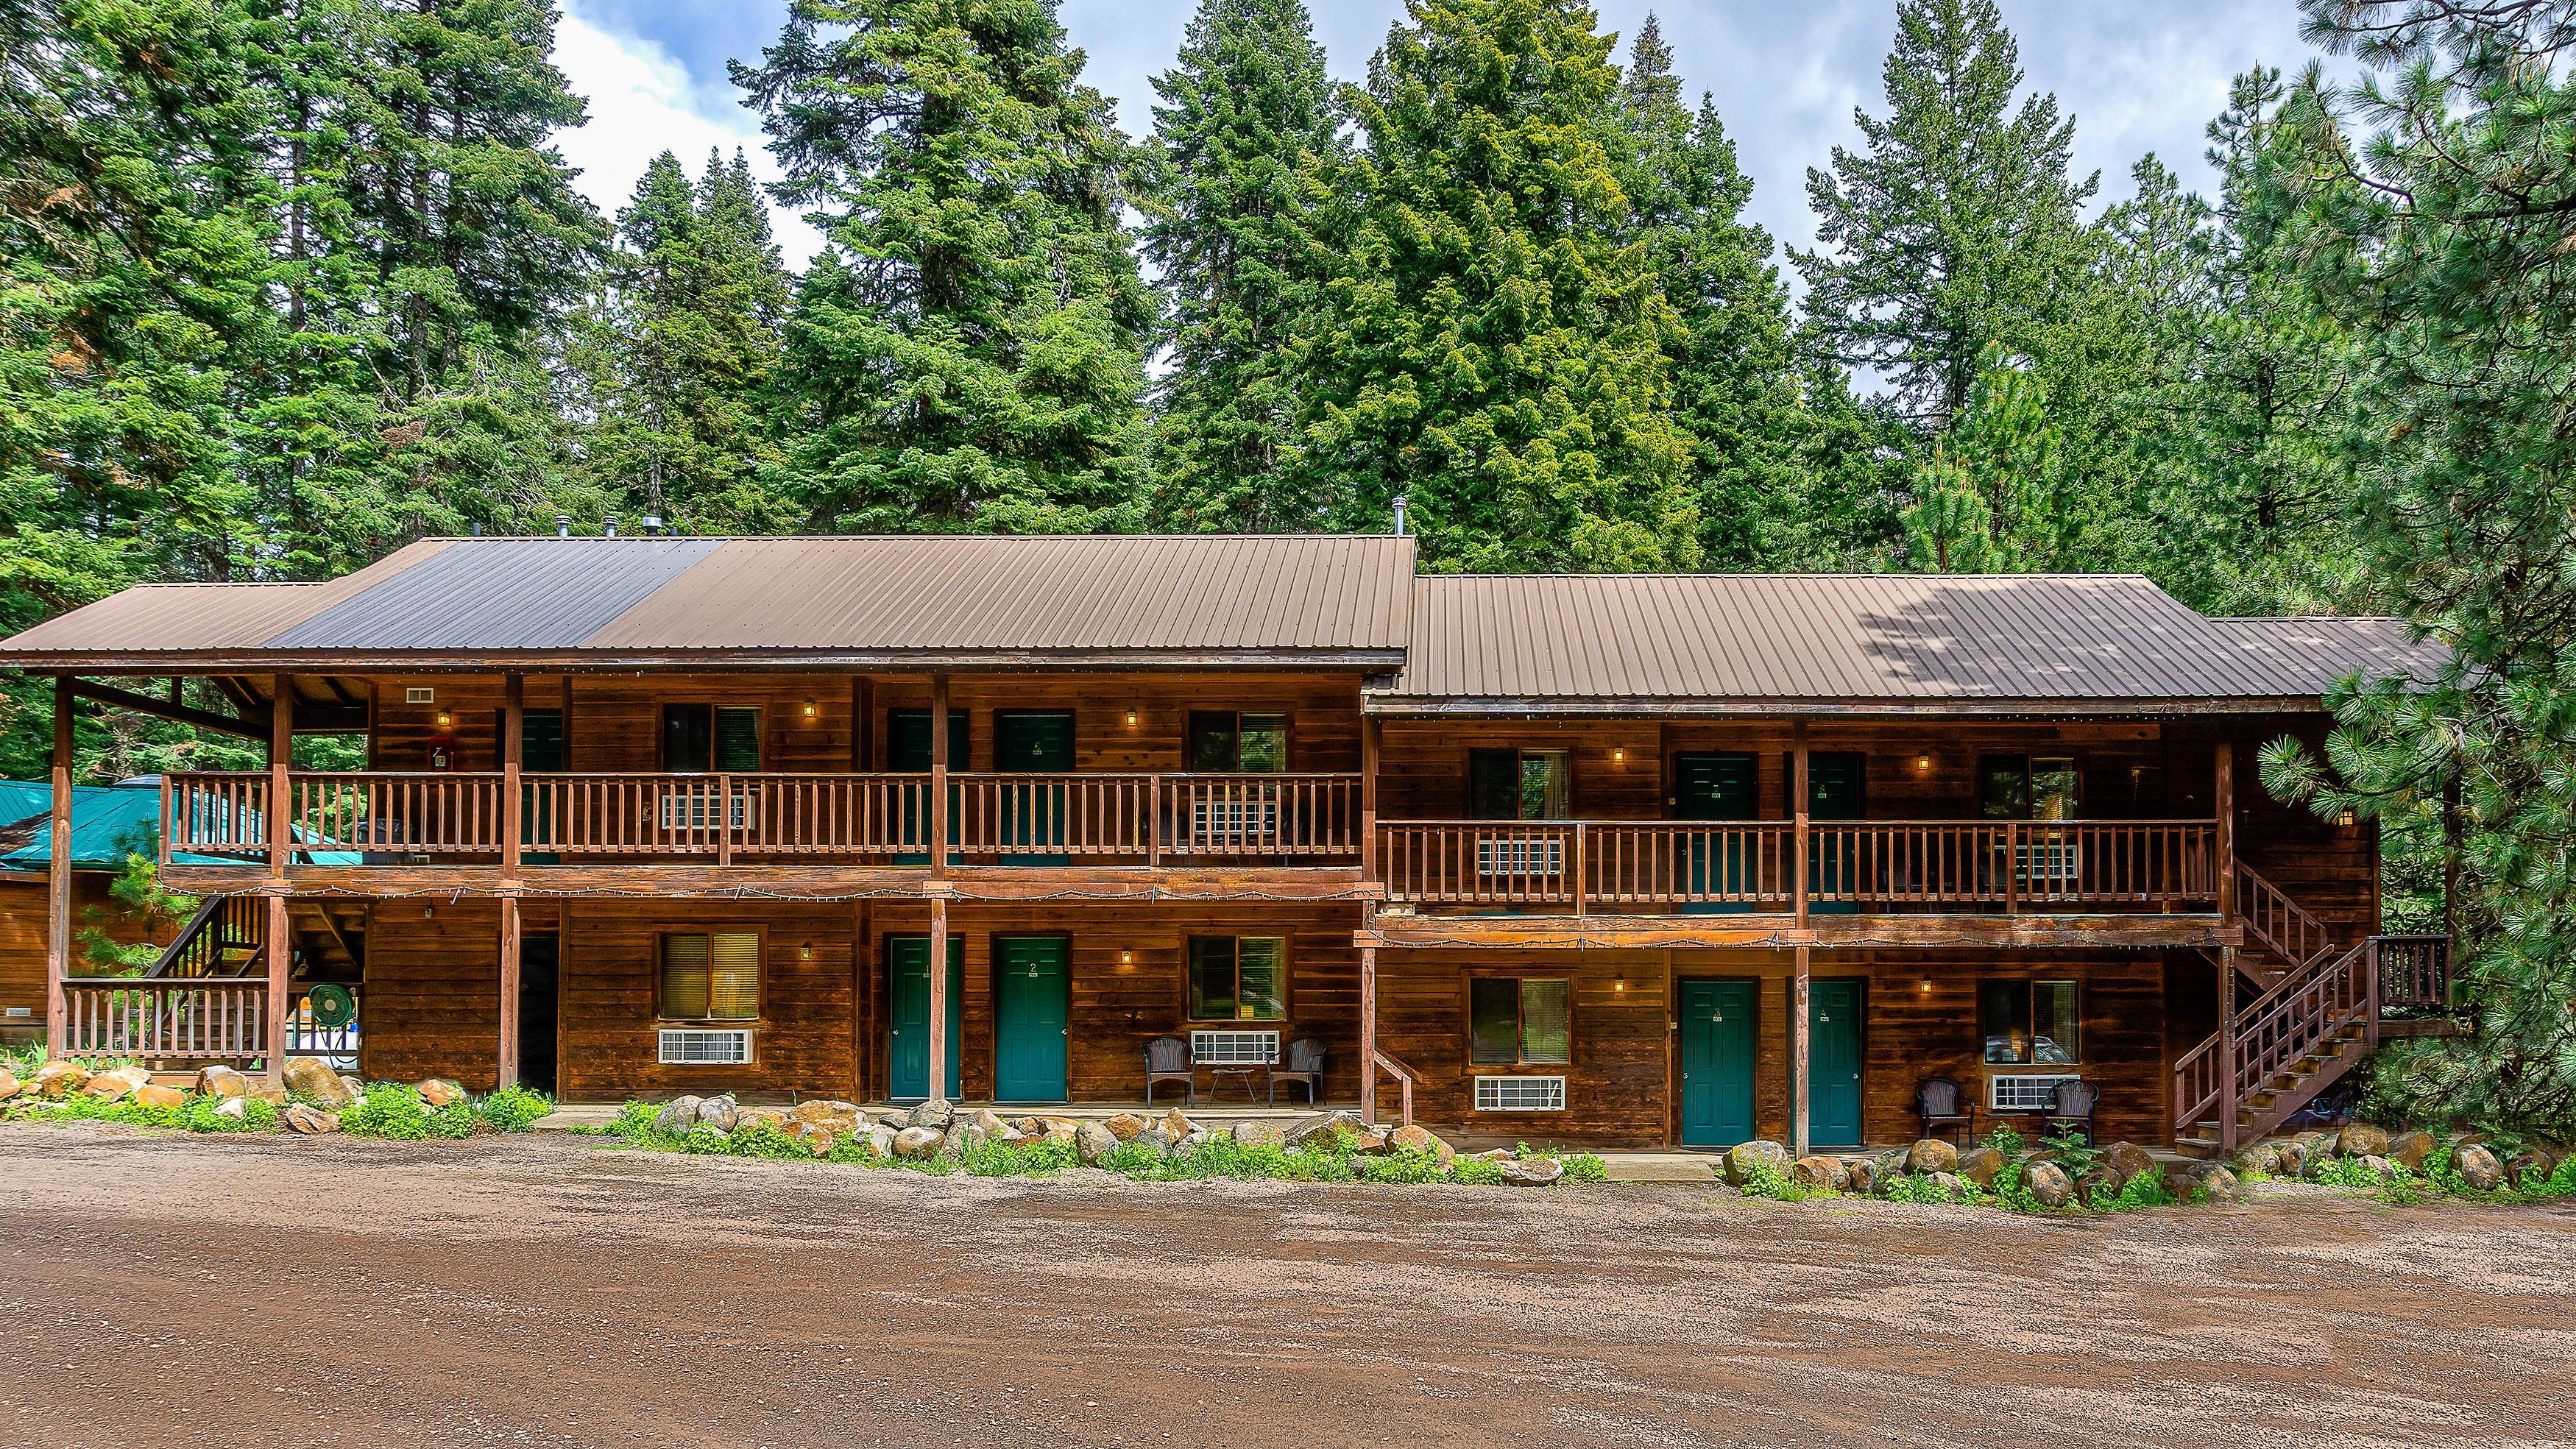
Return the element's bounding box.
[1,1124,2569,1449]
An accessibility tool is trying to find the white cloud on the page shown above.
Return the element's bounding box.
[551,1,825,266]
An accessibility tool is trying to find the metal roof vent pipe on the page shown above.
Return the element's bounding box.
[641,515,665,536]
[604,515,618,537]
[556,515,571,538]
[1391,495,1407,536]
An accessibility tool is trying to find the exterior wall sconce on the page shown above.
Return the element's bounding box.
[800,943,813,961]
[2335,807,2357,828]
[1125,708,1139,726]
[801,698,818,720]
[1613,979,1626,992]
[1119,949,1133,965]
[1915,754,1932,771]
[1919,975,1931,995]
[1612,747,1626,762]
[435,710,453,729]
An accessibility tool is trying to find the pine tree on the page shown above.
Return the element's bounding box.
[1795,0,2098,433]
[1900,347,2062,570]
[575,149,794,533]
[1143,0,1341,532]
[740,0,1154,534]
[1613,15,1853,568]
[1303,0,1696,571]
[2262,1,2576,1131]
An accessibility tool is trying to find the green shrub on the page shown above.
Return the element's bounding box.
[478,1086,553,1133]
[1447,1155,1504,1186]
[1735,1155,1808,1201]
[1557,1152,1607,1183]
[1354,1147,1448,1184]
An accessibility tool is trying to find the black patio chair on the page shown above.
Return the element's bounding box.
[1144,1035,1193,1106]
[2039,1078,2097,1146]
[1270,1037,1326,1107]
[1914,1075,1975,1145]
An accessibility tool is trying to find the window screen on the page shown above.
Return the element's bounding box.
[663,705,760,772]
[1470,977,1571,1065]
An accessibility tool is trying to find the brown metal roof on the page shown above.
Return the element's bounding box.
[2209,616,2451,694]
[0,534,1415,667]
[1384,573,2423,709]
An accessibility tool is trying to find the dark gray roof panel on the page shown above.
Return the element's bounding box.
[265,538,725,650]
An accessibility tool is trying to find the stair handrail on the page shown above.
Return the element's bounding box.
[2233,861,2334,971]
[141,895,262,979]
[2174,935,2374,1147]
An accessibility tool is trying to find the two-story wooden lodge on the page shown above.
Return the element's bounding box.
[0,534,2453,1155]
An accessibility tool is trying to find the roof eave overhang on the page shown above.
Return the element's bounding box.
[1,647,1407,674]
[1361,694,2335,718]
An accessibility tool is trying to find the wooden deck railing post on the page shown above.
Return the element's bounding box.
[44,677,71,1062]
[1792,730,1811,928]
[1571,821,1587,916]
[498,673,524,1089]
[927,893,950,1103]
[2365,937,2382,1048]
[1148,771,1163,867]
[715,772,734,866]
[929,673,951,879]
[1359,939,1379,1125]
[2215,739,2236,924]
[1791,945,1812,1158]
[2218,947,2239,1155]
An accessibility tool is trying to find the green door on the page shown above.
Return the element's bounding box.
[888,709,968,864]
[509,708,567,863]
[1678,979,1758,1147]
[1808,979,1866,1147]
[1675,752,1758,915]
[888,935,963,1102]
[993,937,1069,1102]
[1806,752,1866,914]
[994,711,1075,865]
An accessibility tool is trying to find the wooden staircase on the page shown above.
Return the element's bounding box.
[2173,862,2454,1158]
[144,893,364,985]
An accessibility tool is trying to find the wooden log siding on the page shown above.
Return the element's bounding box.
[63,977,266,1059]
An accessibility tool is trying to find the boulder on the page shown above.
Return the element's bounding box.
[905,1098,956,1132]
[1161,1107,1195,1139]
[651,1096,704,1136]
[735,1106,788,1134]
[1033,1115,1080,1136]
[863,1126,897,1159]
[2356,1153,2395,1179]
[1285,1111,1360,1150]
[1906,1138,1959,1175]
[1722,1139,1792,1188]
[283,1102,339,1134]
[1101,1112,1150,1142]
[411,1077,466,1109]
[1346,1128,1391,1155]
[1790,1155,1850,1191]
[2025,1161,2075,1208]
[210,1097,247,1122]
[2451,1142,2504,1191]
[892,1126,944,1161]
[799,1099,863,1128]
[133,1084,185,1110]
[780,1122,835,1157]
[194,1065,251,1099]
[2338,1121,2392,1158]
[1928,1171,1970,1199]
[30,1061,88,1098]
[1954,1147,2005,1188]
[2274,1140,2308,1180]
[2507,1146,2566,1190]
[282,1057,355,1108]
[1232,1120,1287,1150]
[0,1067,18,1102]
[1843,1156,1880,1197]
[691,1095,738,1133]
[972,1108,1010,1139]
[80,1072,138,1103]
[1126,1127,1175,1158]
[1869,1148,1914,1185]
[2386,1130,2436,1173]
[1499,1156,1564,1187]
[2098,1141,2158,1189]
[2232,1142,2282,1177]
[1039,1121,1079,1145]
[1074,1121,1118,1166]
[944,1123,985,1158]
[337,1074,365,1102]
[1388,1124,1455,1163]
[2199,1164,2243,1202]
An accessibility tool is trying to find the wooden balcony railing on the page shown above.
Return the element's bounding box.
[1376,818,2218,915]
[165,771,1362,865]
[2374,933,2452,1015]
[63,977,268,1060]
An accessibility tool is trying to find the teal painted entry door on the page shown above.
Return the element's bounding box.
[995,711,1075,865]
[888,935,963,1102]
[1805,752,1866,914]
[993,937,1069,1102]
[1677,979,1758,1147]
[1807,979,1866,1147]
[1675,752,1758,915]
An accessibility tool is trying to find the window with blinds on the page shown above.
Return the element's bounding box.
[1469,977,1571,1066]
[662,932,760,1021]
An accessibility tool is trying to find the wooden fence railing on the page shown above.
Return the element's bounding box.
[167,770,1362,865]
[2372,933,2453,1015]
[1373,1050,1418,1128]
[2234,861,2335,971]
[1376,818,2217,913]
[142,894,265,979]
[63,977,268,1060]
[2173,935,2376,1152]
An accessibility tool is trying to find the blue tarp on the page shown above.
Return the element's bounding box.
[0,778,360,869]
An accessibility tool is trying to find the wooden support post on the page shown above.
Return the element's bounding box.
[43,678,71,1061]
[1571,821,1587,916]
[1792,727,1811,928]
[926,893,949,1104]
[2214,738,2236,923]
[851,899,870,1102]
[1791,945,1812,1158]
[1359,939,1379,1124]
[929,673,951,879]
[497,896,521,1090]
[853,676,873,772]
[2218,946,2238,1155]
[1360,716,1381,880]
[501,673,524,878]
[266,676,293,1084]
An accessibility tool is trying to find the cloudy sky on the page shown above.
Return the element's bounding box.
[551,0,2326,270]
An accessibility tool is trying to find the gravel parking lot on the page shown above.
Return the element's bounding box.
[1,1122,2570,1448]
